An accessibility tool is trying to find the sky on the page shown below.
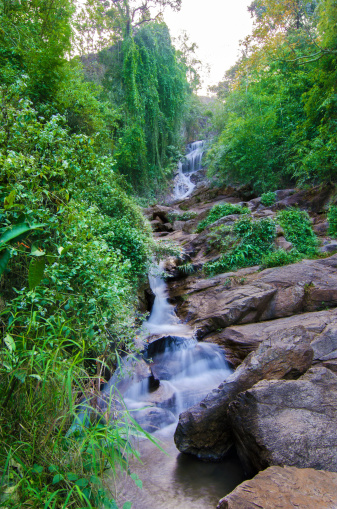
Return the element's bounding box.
[163,0,254,95]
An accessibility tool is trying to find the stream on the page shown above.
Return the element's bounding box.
[107,143,245,508]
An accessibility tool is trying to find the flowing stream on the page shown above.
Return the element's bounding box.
[109,261,245,508]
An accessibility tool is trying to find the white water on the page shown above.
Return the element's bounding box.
[143,262,191,337]
[173,141,204,200]
[109,265,243,509]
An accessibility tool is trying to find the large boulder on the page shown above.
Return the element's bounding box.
[217,466,337,509]
[168,255,337,340]
[228,367,337,475]
[204,309,337,367]
[174,327,313,460]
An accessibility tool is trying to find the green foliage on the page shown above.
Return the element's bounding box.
[196,203,250,232]
[0,79,156,508]
[260,191,276,207]
[167,210,198,222]
[207,0,337,191]
[204,216,276,275]
[328,205,337,238]
[261,248,304,268]
[277,208,318,255]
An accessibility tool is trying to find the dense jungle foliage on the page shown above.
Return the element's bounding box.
[207,0,337,193]
[0,1,191,507]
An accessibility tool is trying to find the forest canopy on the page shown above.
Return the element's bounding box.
[208,0,337,192]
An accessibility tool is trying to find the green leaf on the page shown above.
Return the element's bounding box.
[52,474,64,484]
[75,478,89,488]
[130,473,142,489]
[4,334,15,352]
[32,464,43,474]
[28,256,45,290]
[123,502,132,509]
[31,243,45,257]
[0,222,45,247]
[48,465,58,473]
[89,475,101,486]
[0,249,11,276]
[4,191,15,210]
[66,472,79,481]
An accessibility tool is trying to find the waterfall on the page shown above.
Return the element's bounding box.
[173,140,204,200]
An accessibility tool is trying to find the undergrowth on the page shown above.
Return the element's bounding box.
[204,216,276,275]
[276,208,318,255]
[196,202,249,232]
[328,205,337,237]
[260,191,276,207]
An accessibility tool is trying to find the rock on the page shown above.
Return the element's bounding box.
[320,241,337,253]
[311,324,337,362]
[275,236,293,251]
[174,327,313,460]
[145,335,188,358]
[217,466,337,509]
[228,367,337,475]
[176,281,276,339]
[204,309,337,367]
[143,204,174,223]
[133,407,176,433]
[256,255,337,319]
[168,255,337,339]
[313,221,329,236]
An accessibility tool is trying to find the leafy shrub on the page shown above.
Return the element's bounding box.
[261,249,303,268]
[196,203,250,232]
[204,217,276,275]
[260,191,277,207]
[328,205,337,238]
[277,208,318,255]
[168,210,198,222]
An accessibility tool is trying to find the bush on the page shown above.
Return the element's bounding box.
[277,208,318,255]
[260,191,276,207]
[261,249,303,268]
[328,205,337,238]
[204,217,276,275]
[196,203,250,232]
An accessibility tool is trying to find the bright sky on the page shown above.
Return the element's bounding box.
[163,0,254,95]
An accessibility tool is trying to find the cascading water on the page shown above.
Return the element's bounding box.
[109,264,245,508]
[174,141,204,200]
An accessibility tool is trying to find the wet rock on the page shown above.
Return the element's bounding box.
[228,367,337,475]
[174,327,313,460]
[204,309,337,367]
[217,466,337,509]
[134,407,176,433]
[145,335,188,358]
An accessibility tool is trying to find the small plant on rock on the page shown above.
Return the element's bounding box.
[328,205,337,237]
[196,203,250,232]
[277,208,318,256]
[260,191,276,207]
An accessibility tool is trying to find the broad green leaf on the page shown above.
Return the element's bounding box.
[29,374,42,381]
[0,222,45,247]
[32,464,43,474]
[66,472,79,481]
[14,371,26,383]
[4,334,15,352]
[28,256,45,290]
[31,243,45,257]
[75,478,89,488]
[123,502,132,509]
[0,249,10,276]
[52,474,64,484]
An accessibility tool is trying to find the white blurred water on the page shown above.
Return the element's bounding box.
[173,141,204,200]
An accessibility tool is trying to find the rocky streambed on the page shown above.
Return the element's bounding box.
[140,178,337,508]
